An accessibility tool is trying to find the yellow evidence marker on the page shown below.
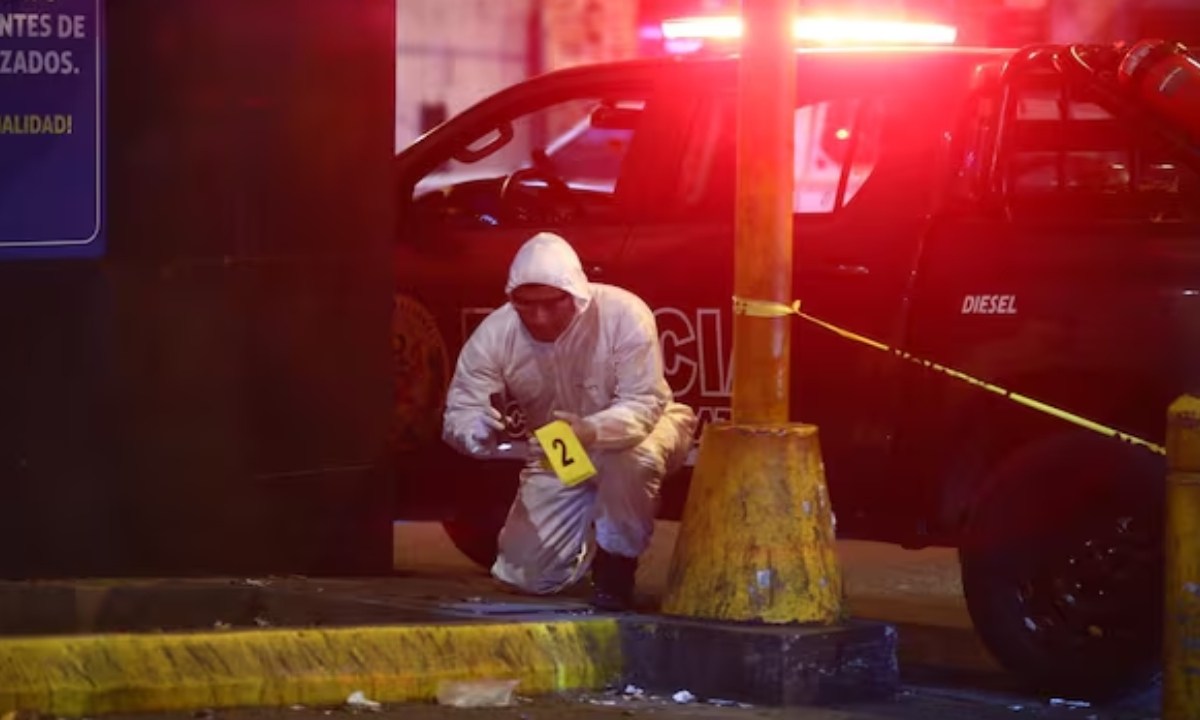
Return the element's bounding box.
[533,420,597,486]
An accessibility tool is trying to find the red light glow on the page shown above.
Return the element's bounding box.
[660,15,958,47]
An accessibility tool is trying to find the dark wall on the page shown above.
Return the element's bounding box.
[0,0,396,577]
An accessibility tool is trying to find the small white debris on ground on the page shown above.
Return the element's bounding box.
[344,691,381,711]
[1048,698,1091,709]
[435,679,520,708]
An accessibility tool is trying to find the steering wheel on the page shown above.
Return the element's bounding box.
[498,150,583,224]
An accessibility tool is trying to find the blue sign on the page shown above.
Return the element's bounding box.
[0,0,103,259]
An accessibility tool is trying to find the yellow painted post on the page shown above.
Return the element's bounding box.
[1164,395,1200,719]
[730,0,795,425]
[661,0,843,624]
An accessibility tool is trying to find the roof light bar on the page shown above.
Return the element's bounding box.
[659,16,738,55]
[661,15,958,46]
[796,17,957,45]
[662,15,743,41]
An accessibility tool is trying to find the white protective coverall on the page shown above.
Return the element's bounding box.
[443,232,697,594]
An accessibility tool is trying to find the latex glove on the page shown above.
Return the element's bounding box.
[526,433,548,470]
[553,411,597,448]
[460,406,506,456]
[482,405,507,431]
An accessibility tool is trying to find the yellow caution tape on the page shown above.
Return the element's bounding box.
[733,296,1166,456]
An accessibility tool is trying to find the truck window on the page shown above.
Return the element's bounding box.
[1002,78,1200,222]
[410,94,646,228]
[797,98,884,213]
[947,94,999,205]
[676,96,885,217]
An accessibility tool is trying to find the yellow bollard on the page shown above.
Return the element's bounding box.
[661,423,843,624]
[661,0,842,628]
[1165,395,1200,719]
[729,0,798,426]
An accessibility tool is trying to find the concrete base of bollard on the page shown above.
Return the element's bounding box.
[619,614,899,706]
[661,422,843,624]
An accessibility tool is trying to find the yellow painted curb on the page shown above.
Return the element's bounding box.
[0,620,622,716]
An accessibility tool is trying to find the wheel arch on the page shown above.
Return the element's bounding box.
[925,368,1165,541]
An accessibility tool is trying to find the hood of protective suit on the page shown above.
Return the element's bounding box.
[445,227,697,472]
[504,232,592,309]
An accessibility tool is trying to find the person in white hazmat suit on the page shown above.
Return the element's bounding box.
[442,231,696,610]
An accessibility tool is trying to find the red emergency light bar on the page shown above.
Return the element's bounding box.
[661,15,958,47]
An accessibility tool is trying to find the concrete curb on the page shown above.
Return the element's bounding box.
[622,616,898,705]
[0,576,900,715]
[0,620,623,716]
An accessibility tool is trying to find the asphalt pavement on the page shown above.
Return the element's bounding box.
[90,684,1155,720]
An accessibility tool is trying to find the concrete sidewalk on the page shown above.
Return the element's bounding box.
[395,521,1003,682]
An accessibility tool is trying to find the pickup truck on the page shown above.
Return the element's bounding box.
[393,39,1200,699]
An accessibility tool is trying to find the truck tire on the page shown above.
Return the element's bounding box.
[959,432,1164,700]
[437,462,518,569]
[443,511,504,569]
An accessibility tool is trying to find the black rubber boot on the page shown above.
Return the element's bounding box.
[590,548,637,611]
